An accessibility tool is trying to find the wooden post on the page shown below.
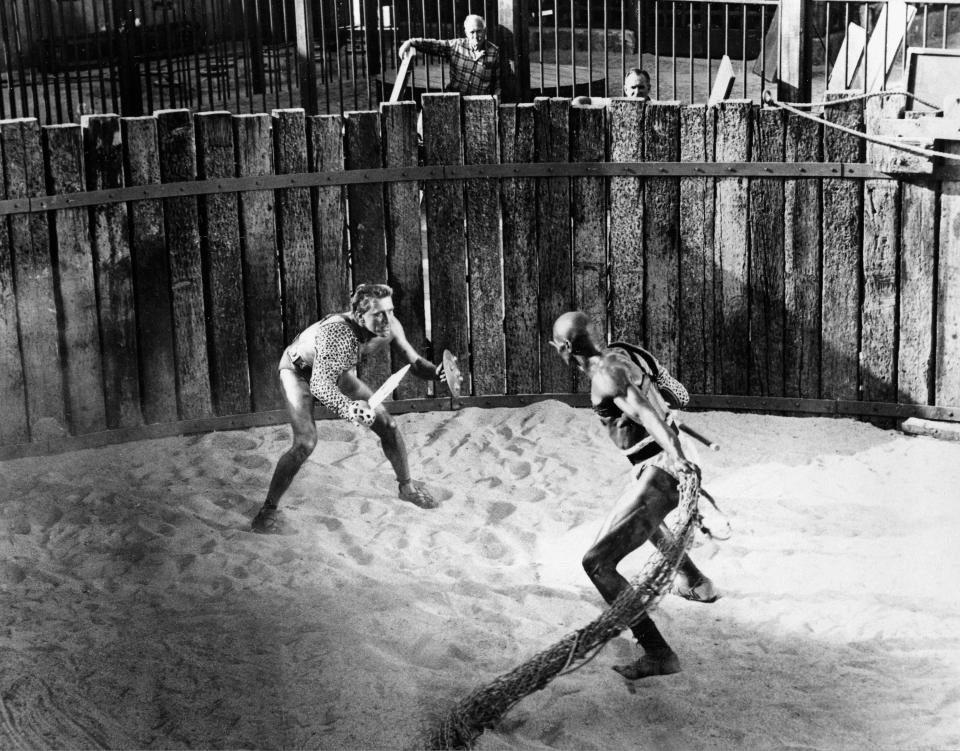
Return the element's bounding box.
[643,101,681,377]
[534,97,573,394]
[498,0,530,102]
[381,102,427,399]
[783,111,822,399]
[936,141,960,405]
[608,98,645,345]
[500,103,540,394]
[679,103,717,395]
[293,0,318,114]
[570,101,607,393]
[748,106,786,398]
[345,109,390,388]
[821,93,864,401]
[273,109,318,339]
[463,95,505,396]
[2,119,67,441]
[234,113,284,413]
[777,0,811,103]
[863,94,904,404]
[85,114,142,429]
[714,100,752,396]
[195,111,251,417]
[156,109,213,420]
[122,116,178,425]
[45,124,106,436]
[422,93,469,386]
[309,114,350,317]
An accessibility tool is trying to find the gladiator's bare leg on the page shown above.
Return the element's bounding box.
[338,370,436,508]
[582,467,682,676]
[263,370,318,509]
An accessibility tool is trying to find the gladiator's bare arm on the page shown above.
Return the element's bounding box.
[594,359,693,470]
[390,317,441,380]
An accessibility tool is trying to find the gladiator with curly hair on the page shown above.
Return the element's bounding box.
[250,283,454,533]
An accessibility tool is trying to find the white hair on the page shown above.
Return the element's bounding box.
[463,14,485,29]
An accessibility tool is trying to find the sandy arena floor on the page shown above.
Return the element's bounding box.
[1,403,958,749]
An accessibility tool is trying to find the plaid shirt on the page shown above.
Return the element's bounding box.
[409,37,500,95]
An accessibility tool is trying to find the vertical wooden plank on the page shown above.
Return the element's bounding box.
[85,114,142,429]
[422,93,470,383]
[235,114,284,413]
[821,94,864,401]
[748,106,785,397]
[714,100,752,396]
[196,111,251,416]
[381,102,427,400]
[344,110,388,288]
[783,113,822,399]
[535,97,573,394]
[898,177,937,404]
[1,119,67,440]
[309,114,350,316]
[344,108,390,388]
[45,124,106,435]
[499,103,540,395]
[156,108,212,420]
[463,95,505,396]
[608,98,645,345]
[122,116,178,424]
[273,108,318,339]
[936,142,960,405]
[46,126,101,436]
[679,104,716,395]
[862,95,903,403]
[0,125,29,445]
[570,101,607,393]
[643,101,681,375]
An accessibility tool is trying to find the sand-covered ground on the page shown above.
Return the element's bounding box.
[1,402,958,750]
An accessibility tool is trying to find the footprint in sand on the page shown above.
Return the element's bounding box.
[508,460,531,479]
[315,425,356,443]
[314,516,343,531]
[476,529,512,562]
[0,560,26,584]
[208,432,260,451]
[346,545,374,565]
[7,515,31,535]
[486,501,516,523]
[234,454,272,470]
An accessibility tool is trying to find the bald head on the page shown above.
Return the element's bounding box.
[463,14,486,49]
[551,311,598,363]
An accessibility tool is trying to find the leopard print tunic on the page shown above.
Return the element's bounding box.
[285,315,369,420]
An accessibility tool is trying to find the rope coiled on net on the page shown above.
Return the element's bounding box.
[422,469,702,750]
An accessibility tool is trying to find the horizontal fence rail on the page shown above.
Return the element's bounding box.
[1,92,959,458]
[0,160,921,218]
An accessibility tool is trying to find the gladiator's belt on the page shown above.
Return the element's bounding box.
[632,450,677,481]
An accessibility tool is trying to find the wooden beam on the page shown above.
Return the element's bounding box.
[498,0,530,102]
[777,0,811,103]
[293,0,318,115]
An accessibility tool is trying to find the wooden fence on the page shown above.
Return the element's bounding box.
[1,93,958,457]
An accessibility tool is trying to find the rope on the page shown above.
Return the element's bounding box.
[762,90,960,164]
[421,469,701,750]
[765,88,946,112]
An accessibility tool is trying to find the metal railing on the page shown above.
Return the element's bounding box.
[1,0,958,124]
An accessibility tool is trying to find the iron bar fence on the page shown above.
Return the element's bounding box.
[0,1,958,124]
